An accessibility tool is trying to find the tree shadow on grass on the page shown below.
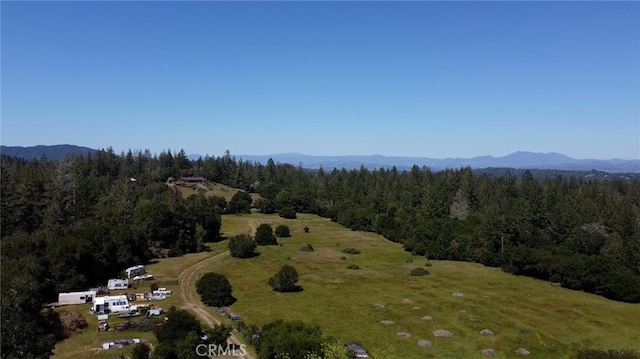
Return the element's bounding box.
[273,286,304,293]
[236,252,261,259]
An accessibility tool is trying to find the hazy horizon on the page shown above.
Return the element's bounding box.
[2,2,639,160]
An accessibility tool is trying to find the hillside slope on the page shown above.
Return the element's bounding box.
[218,213,640,359]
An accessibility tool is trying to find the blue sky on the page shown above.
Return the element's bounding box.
[2,1,639,159]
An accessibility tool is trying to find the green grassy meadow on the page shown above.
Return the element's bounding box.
[218,213,640,359]
[52,211,640,358]
[176,182,262,203]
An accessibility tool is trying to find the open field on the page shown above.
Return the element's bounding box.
[53,212,640,359]
[175,181,262,203]
[218,213,640,359]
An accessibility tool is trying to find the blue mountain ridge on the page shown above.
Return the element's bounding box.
[1,145,637,173]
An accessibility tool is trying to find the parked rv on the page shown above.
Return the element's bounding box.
[92,295,131,314]
[125,265,145,278]
[107,279,130,290]
[58,291,97,306]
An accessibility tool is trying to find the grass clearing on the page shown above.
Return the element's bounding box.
[218,213,640,359]
[176,182,262,203]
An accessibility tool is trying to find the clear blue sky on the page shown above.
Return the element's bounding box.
[2,1,639,159]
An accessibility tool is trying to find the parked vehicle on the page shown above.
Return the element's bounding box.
[97,320,110,332]
[152,288,172,295]
[118,311,141,318]
[133,274,154,281]
[125,265,146,278]
[146,308,163,316]
[116,321,131,331]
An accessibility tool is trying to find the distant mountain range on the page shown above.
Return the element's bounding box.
[235,151,640,173]
[0,144,98,161]
[2,145,638,173]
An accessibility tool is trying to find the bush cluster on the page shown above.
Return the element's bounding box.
[342,248,361,255]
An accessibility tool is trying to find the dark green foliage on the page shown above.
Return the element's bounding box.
[275,225,291,238]
[347,264,360,270]
[255,223,278,246]
[410,267,429,276]
[268,265,300,292]
[150,282,159,292]
[229,234,258,258]
[154,307,202,344]
[131,343,152,359]
[342,248,361,255]
[299,244,314,252]
[196,272,236,307]
[279,206,297,219]
[1,233,61,359]
[204,323,232,347]
[237,321,260,345]
[576,349,639,359]
[254,320,323,359]
[154,307,204,359]
[255,198,278,214]
[226,191,252,214]
[304,226,310,233]
[184,193,223,242]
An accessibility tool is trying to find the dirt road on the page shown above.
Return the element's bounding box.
[178,250,254,359]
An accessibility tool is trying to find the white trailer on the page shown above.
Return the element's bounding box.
[125,265,145,278]
[92,295,131,314]
[58,291,97,306]
[107,278,130,290]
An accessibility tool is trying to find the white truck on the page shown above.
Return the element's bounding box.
[152,288,172,295]
[145,307,163,316]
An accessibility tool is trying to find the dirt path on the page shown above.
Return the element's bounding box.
[247,219,260,236]
[178,251,254,359]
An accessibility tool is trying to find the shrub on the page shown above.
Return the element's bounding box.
[279,207,297,219]
[269,265,300,292]
[299,244,314,252]
[255,223,277,246]
[196,272,236,307]
[304,226,310,233]
[347,264,360,270]
[254,320,323,359]
[229,234,257,258]
[58,311,87,338]
[226,191,252,214]
[342,248,361,255]
[410,268,429,276]
[131,343,152,359]
[229,234,258,258]
[150,282,159,292]
[275,225,291,238]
